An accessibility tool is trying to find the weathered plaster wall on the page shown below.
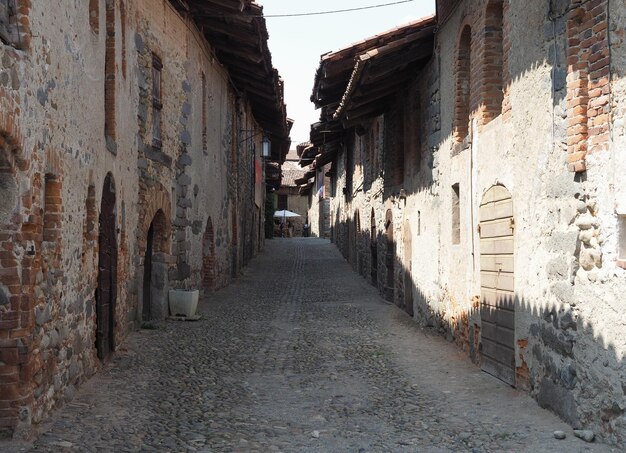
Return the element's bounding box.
[323,0,626,445]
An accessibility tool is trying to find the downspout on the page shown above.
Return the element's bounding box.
[471,118,477,278]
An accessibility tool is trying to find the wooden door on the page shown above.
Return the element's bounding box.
[96,173,117,360]
[370,209,377,285]
[142,222,154,322]
[479,185,515,385]
[384,209,394,303]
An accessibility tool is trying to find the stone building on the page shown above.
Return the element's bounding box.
[0,0,289,437]
[298,142,331,238]
[303,0,626,445]
[275,149,307,236]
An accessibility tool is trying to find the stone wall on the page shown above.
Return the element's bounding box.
[0,0,268,437]
[321,0,626,445]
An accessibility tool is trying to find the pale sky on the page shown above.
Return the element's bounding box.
[261,0,436,147]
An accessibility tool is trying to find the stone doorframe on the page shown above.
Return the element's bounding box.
[137,181,172,322]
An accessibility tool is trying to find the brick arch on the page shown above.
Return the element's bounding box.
[137,181,171,321]
[202,217,215,290]
[482,0,504,123]
[137,181,171,260]
[454,24,472,143]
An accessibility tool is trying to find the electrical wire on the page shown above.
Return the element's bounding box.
[263,0,418,18]
[196,0,418,19]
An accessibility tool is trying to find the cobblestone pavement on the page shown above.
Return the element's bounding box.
[3,239,617,452]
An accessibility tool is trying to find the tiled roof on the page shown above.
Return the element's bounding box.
[281,159,307,187]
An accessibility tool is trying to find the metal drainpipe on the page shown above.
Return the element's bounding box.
[470,117,477,278]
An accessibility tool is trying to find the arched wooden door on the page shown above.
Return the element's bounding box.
[370,209,377,285]
[384,209,394,303]
[96,173,117,360]
[354,210,361,275]
[202,217,215,290]
[479,185,515,385]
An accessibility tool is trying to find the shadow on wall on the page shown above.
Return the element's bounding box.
[331,215,626,447]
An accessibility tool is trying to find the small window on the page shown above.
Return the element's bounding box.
[0,0,16,46]
[455,25,472,143]
[202,72,207,152]
[452,183,460,244]
[277,194,288,210]
[152,54,163,148]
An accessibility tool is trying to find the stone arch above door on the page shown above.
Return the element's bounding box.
[137,181,172,258]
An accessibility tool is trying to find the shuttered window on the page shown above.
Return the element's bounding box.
[152,54,163,149]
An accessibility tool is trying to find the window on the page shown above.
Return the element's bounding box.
[385,104,404,187]
[152,54,163,148]
[104,0,116,143]
[202,72,207,153]
[452,183,460,244]
[0,0,16,46]
[43,174,62,243]
[455,25,472,143]
[277,194,288,210]
[346,143,354,198]
[483,0,504,121]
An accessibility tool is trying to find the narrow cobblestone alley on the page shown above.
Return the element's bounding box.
[5,239,616,453]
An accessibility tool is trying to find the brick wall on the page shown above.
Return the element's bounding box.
[437,0,461,25]
[566,0,610,172]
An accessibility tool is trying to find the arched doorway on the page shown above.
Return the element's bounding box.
[403,219,414,316]
[143,223,154,321]
[384,209,394,303]
[354,209,361,275]
[370,208,377,286]
[202,217,215,291]
[96,173,117,360]
[142,209,169,321]
[479,184,515,385]
[346,217,353,263]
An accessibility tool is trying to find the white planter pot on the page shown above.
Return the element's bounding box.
[168,289,199,317]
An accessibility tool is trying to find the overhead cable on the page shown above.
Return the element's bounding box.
[263,0,418,18]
